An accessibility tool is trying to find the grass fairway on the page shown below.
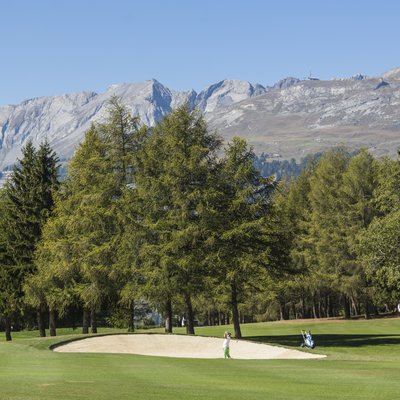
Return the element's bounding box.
[1,318,400,400]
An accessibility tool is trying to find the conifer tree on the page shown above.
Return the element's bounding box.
[34,98,145,335]
[135,105,221,334]
[1,140,59,339]
[339,149,378,318]
[358,155,400,308]
[206,137,275,338]
[308,148,353,317]
[98,96,143,187]
[359,209,400,305]
[374,156,400,215]
[0,189,18,341]
[34,126,119,334]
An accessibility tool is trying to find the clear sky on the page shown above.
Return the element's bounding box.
[1,0,399,106]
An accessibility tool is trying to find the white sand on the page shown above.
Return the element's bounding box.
[53,334,325,360]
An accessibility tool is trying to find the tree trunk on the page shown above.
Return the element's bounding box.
[364,296,371,320]
[184,293,195,335]
[231,282,242,339]
[312,302,318,319]
[5,317,12,341]
[300,297,306,319]
[127,302,135,332]
[82,308,90,334]
[291,302,297,319]
[279,301,288,320]
[326,295,331,318]
[37,309,46,337]
[49,309,56,336]
[328,294,334,317]
[164,297,173,333]
[343,297,351,319]
[351,298,359,316]
[90,307,97,334]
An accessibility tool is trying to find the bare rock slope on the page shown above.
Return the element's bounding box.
[1,68,399,172]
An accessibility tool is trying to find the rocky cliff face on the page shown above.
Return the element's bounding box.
[1,68,400,172]
[207,68,400,159]
[0,78,266,170]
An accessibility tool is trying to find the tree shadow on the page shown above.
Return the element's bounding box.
[245,334,400,348]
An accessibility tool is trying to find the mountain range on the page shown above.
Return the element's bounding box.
[1,67,400,173]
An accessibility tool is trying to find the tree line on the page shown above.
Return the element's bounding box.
[0,98,399,341]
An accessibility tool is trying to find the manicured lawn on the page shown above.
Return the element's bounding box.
[1,318,400,399]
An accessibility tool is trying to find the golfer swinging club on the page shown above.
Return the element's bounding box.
[223,331,232,359]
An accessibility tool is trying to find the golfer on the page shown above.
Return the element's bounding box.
[223,331,231,359]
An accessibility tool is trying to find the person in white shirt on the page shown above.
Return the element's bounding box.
[223,331,232,359]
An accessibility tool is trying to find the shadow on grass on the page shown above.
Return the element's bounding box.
[246,334,400,348]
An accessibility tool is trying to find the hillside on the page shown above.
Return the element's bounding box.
[1,68,400,174]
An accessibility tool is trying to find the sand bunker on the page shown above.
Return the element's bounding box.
[53,334,325,359]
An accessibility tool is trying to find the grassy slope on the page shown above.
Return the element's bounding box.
[1,318,400,400]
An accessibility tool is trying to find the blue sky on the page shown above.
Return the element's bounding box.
[1,0,399,106]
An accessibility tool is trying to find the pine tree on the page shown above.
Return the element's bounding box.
[308,148,354,317]
[359,209,400,306]
[358,154,400,308]
[374,156,400,215]
[1,140,59,339]
[206,137,275,338]
[98,96,144,187]
[135,105,221,335]
[0,189,18,341]
[36,126,119,334]
[339,149,378,318]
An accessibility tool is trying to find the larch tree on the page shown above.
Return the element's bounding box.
[206,137,276,338]
[135,105,221,335]
[1,140,59,340]
[34,126,119,334]
[358,154,400,309]
[308,148,352,318]
[339,149,378,318]
[34,98,145,335]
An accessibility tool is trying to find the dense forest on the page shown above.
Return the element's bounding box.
[1,98,399,341]
[254,154,313,179]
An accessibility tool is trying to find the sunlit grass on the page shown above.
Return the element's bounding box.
[1,317,400,399]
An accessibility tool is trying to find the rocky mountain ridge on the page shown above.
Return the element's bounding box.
[209,68,400,159]
[1,68,400,173]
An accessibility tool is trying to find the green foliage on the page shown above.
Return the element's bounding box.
[357,156,400,305]
[30,98,146,334]
[5,100,400,338]
[133,105,222,333]
[204,137,277,337]
[374,157,400,215]
[0,141,59,336]
[359,210,400,295]
[4,141,59,268]
[35,126,119,316]
[97,96,145,186]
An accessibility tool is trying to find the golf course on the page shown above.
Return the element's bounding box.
[2,317,400,400]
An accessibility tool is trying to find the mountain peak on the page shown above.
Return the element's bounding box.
[2,68,400,176]
[382,67,400,80]
[195,79,266,113]
[269,77,300,90]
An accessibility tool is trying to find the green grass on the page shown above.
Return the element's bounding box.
[1,318,400,399]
